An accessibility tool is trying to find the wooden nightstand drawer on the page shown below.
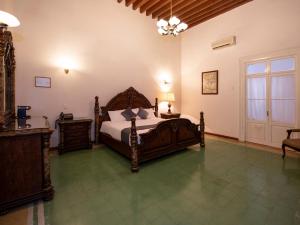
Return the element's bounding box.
[161,113,181,119]
[57,119,92,154]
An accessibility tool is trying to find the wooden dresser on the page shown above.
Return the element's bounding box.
[57,118,92,154]
[0,117,54,214]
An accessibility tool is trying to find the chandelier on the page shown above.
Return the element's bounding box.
[156,0,188,36]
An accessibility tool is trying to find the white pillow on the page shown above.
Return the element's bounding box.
[108,110,126,122]
[132,108,139,114]
[144,108,156,119]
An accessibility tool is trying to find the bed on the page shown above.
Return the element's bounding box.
[94,87,205,172]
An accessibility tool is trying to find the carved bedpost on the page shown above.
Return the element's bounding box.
[94,96,100,144]
[154,98,158,117]
[130,117,139,172]
[200,112,205,147]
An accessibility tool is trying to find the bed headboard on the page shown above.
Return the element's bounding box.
[94,87,158,144]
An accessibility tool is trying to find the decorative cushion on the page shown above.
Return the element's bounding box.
[108,110,126,122]
[121,108,137,121]
[137,107,149,119]
[144,108,156,119]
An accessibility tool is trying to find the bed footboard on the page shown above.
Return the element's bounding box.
[130,112,205,172]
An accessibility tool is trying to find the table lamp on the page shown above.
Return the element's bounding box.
[163,92,175,114]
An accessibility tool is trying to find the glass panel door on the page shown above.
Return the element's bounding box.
[246,62,268,145]
[245,56,297,147]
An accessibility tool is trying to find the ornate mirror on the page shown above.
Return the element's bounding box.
[0,28,16,127]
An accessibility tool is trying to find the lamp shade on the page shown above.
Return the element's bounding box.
[169,16,180,26]
[162,92,175,102]
[157,19,168,28]
[0,10,20,27]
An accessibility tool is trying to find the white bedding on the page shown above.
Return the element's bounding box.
[101,117,164,143]
[101,115,200,144]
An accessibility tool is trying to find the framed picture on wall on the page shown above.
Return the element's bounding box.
[202,70,218,95]
[35,76,51,88]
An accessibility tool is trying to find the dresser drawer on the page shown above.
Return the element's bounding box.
[62,123,89,131]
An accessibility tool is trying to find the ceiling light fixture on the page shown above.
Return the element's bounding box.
[0,10,20,29]
[156,0,188,36]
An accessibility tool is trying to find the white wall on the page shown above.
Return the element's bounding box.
[3,0,300,146]
[181,0,300,138]
[2,0,181,146]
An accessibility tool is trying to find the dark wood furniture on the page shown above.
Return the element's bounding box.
[282,129,300,158]
[0,27,16,128]
[57,118,92,154]
[0,117,54,214]
[94,87,205,172]
[161,112,181,119]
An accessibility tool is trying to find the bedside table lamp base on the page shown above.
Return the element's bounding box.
[162,92,175,114]
[168,102,172,114]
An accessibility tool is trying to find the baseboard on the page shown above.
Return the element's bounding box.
[205,132,238,141]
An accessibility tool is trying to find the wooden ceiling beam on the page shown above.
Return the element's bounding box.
[158,0,198,20]
[179,0,224,21]
[132,0,148,10]
[125,0,136,7]
[182,0,238,22]
[188,0,252,28]
[146,0,171,16]
[140,0,160,14]
[151,0,186,19]
[164,0,210,20]
[186,0,250,24]
[116,0,253,30]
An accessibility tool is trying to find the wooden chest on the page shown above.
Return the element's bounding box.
[57,119,92,154]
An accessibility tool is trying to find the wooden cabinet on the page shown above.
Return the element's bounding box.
[0,117,54,214]
[161,113,181,119]
[57,119,92,154]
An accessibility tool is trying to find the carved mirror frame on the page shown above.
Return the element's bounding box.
[0,28,16,126]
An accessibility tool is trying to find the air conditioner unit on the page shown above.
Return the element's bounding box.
[211,36,236,50]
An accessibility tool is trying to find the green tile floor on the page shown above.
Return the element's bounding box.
[45,139,300,225]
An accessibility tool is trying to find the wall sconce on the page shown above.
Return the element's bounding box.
[161,80,172,92]
[163,80,170,85]
[56,57,77,75]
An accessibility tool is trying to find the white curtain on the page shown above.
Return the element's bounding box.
[271,75,296,124]
[247,77,266,121]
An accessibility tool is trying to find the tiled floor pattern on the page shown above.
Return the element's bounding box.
[44,139,300,225]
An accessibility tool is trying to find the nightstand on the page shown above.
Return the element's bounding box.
[160,113,181,119]
[57,118,92,154]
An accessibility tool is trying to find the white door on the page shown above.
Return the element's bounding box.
[246,57,297,147]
